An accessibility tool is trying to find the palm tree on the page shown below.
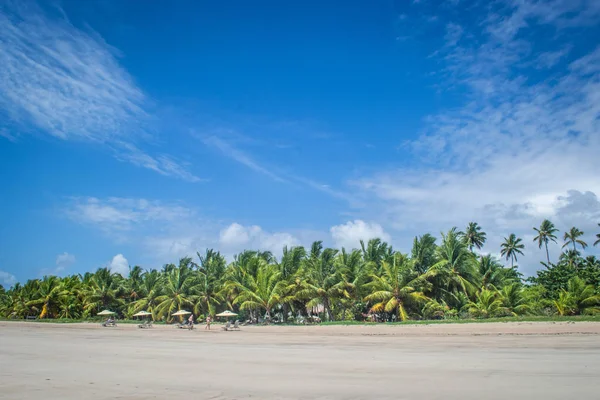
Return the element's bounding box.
[500,233,525,268]
[426,228,479,305]
[364,254,429,321]
[411,234,437,274]
[130,269,163,317]
[194,251,226,316]
[594,223,600,246]
[563,227,587,252]
[297,246,344,321]
[464,289,504,318]
[554,277,600,315]
[81,268,126,316]
[533,219,559,265]
[155,263,200,321]
[228,263,284,320]
[460,222,487,251]
[26,276,68,319]
[479,255,519,289]
[498,283,529,316]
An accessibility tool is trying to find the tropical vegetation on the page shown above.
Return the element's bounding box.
[1,221,599,323]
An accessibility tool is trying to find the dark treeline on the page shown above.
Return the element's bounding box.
[2,221,599,322]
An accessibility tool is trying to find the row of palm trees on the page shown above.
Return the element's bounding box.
[1,222,599,322]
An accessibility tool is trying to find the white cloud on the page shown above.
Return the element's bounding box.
[0,2,146,142]
[113,143,203,183]
[0,2,199,182]
[66,197,193,233]
[55,252,75,271]
[219,223,300,255]
[0,270,17,287]
[351,1,600,274]
[330,220,391,250]
[108,254,129,276]
[202,136,287,182]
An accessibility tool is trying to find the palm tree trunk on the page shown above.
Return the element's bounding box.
[545,242,550,265]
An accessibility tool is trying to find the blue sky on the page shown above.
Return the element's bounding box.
[1,0,599,284]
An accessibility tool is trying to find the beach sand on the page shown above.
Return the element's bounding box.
[1,321,599,399]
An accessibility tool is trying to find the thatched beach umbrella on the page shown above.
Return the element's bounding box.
[171,310,191,316]
[97,310,115,316]
[215,310,238,319]
[132,311,152,318]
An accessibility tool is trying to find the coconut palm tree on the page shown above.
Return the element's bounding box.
[563,277,600,315]
[228,263,284,320]
[562,227,588,252]
[155,263,200,321]
[26,276,69,319]
[500,233,525,268]
[478,255,519,289]
[360,238,393,272]
[460,222,487,251]
[130,269,163,317]
[553,277,600,316]
[498,283,530,316]
[533,219,559,265]
[426,228,479,305]
[194,250,226,316]
[81,268,126,316]
[297,246,344,321]
[464,289,504,318]
[411,234,437,274]
[364,254,429,321]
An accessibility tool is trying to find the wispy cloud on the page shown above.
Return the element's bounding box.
[66,197,194,233]
[113,143,204,183]
[201,134,351,201]
[353,0,600,274]
[0,1,146,142]
[0,270,17,287]
[202,135,287,183]
[0,1,200,182]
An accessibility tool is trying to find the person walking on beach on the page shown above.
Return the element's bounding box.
[188,314,194,330]
[205,315,211,330]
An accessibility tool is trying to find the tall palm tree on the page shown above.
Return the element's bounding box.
[364,254,429,321]
[298,246,343,321]
[460,222,487,251]
[533,219,559,265]
[411,234,437,274]
[228,263,284,320]
[500,233,525,268]
[81,268,126,316]
[194,251,226,316]
[130,269,164,317]
[155,264,200,321]
[26,276,68,319]
[426,228,479,305]
[594,223,600,246]
[479,255,519,289]
[563,227,588,252]
[360,238,392,272]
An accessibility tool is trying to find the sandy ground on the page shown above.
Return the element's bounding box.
[1,321,600,399]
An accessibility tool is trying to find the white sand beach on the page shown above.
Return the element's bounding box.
[1,321,599,399]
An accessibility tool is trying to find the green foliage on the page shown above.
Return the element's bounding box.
[1,221,598,323]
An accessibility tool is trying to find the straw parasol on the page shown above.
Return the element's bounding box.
[171,310,192,316]
[97,310,115,316]
[132,311,152,317]
[215,310,238,318]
